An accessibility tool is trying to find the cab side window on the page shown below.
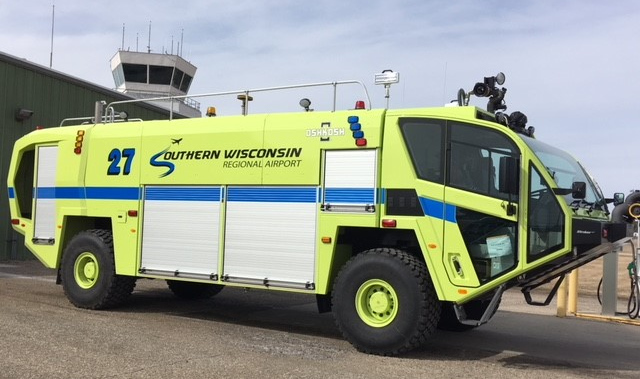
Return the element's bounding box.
[399,118,445,184]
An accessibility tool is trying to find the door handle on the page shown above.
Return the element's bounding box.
[501,201,517,216]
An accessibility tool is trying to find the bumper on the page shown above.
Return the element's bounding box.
[572,218,628,254]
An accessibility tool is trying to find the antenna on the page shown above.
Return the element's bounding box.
[121,23,125,51]
[180,29,184,56]
[171,35,174,55]
[136,33,139,52]
[147,21,152,53]
[49,3,55,68]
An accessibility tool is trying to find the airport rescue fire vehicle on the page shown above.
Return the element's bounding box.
[7,71,629,355]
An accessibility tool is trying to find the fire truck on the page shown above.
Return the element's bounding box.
[6,71,628,355]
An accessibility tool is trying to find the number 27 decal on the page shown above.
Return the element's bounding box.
[107,148,136,175]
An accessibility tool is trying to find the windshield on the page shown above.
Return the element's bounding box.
[521,136,608,213]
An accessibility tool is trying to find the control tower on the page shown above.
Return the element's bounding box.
[110,50,201,117]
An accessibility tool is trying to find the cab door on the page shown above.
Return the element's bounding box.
[442,121,521,287]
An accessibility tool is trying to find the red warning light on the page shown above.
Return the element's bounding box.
[74,147,82,155]
[354,100,366,109]
[355,138,367,147]
[382,219,397,228]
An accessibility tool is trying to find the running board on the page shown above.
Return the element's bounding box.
[454,284,506,326]
[519,237,631,306]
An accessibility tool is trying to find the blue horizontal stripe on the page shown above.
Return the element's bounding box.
[228,187,317,203]
[324,188,375,204]
[34,187,140,200]
[145,187,221,202]
[419,197,457,223]
[8,187,15,199]
[378,188,386,204]
[86,187,140,200]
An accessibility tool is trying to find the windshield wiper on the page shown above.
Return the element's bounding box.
[570,199,598,213]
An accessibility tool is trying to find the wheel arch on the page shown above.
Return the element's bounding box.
[317,226,441,312]
[57,216,112,282]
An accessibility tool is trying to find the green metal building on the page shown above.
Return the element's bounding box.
[1,51,181,260]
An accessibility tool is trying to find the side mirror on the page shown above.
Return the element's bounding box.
[571,181,586,199]
[498,156,519,195]
[612,192,625,206]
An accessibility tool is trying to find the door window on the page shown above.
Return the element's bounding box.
[449,123,519,200]
[528,165,565,261]
[457,208,517,282]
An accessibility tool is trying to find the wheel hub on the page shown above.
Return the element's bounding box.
[355,279,398,327]
[84,262,96,280]
[369,291,391,313]
[74,252,100,289]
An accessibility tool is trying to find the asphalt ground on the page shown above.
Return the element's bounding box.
[1,260,639,379]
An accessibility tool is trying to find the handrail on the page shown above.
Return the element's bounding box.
[59,115,142,127]
[104,80,371,122]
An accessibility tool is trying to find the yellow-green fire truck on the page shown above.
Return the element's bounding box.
[6,72,628,355]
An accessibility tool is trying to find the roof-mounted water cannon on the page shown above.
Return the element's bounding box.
[457,72,507,113]
[457,73,534,137]
[375,69,399,109]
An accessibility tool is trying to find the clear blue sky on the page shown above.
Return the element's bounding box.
[1,0,639,199]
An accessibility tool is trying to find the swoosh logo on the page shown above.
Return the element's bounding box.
[150,146,175,177]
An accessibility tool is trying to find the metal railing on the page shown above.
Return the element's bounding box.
[103,80,371,122]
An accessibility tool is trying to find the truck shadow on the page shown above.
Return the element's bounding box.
[113,279,640,374]
[118,281,343,340]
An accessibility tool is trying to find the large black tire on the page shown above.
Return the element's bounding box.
[437,296,501,332]
[166,280,223,300]
[332,248,440,356]
[61,229,136,309]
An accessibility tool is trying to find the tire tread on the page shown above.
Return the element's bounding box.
[332,248,440,356]
[62,229,136,310]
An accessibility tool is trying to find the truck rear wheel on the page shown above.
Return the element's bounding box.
[61,229,136,309]
[332,248,440,355]
[166,280,223,300]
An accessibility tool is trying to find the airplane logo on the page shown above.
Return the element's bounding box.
[171,138,183,145]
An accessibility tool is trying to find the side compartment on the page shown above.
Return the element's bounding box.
[140,186,222,280]
[223,186,317,289]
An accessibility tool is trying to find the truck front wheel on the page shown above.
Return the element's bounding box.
[61,229,136,309]
[332,248,440,355]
